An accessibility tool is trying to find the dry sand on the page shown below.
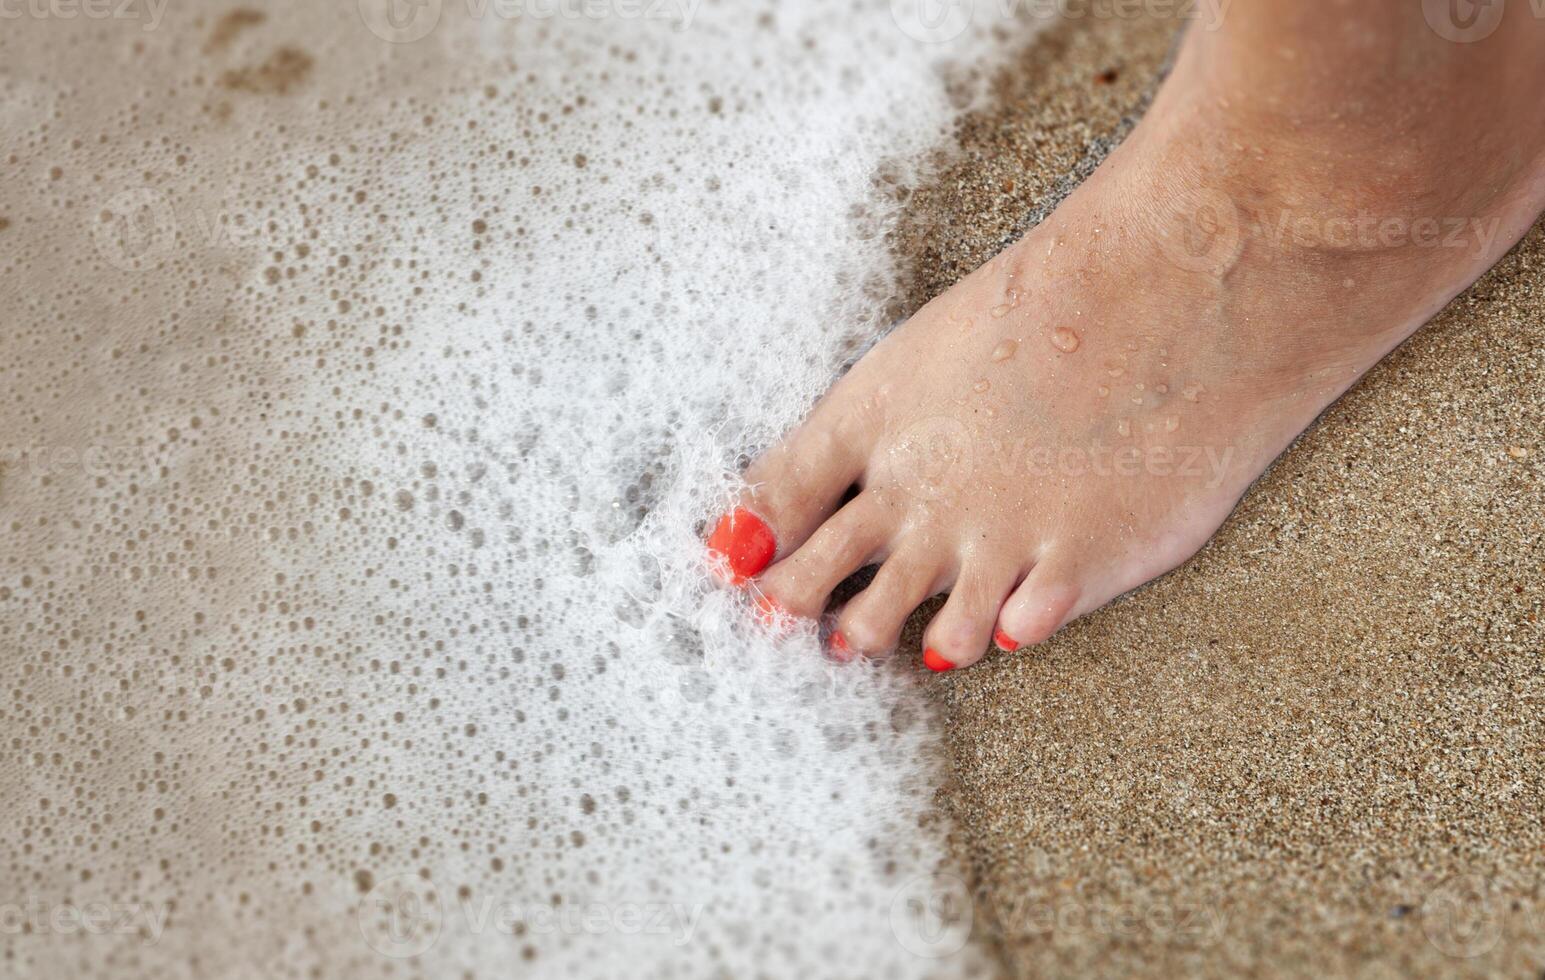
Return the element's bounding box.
[890,14,1545,979]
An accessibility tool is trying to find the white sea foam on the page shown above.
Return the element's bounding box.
[0,1,1019,975]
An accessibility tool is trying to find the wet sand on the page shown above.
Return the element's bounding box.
[891,14,1545,978]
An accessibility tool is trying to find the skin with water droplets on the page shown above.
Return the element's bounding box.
[991,339,1019,362]
[1117,418,1131,438]
[1050,326,1081,353]
[989,287,1023,320]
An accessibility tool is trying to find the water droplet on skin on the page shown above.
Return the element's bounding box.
[1134,382,1145,392]
[1165,415,1181,432]
[973,379,991,393]
[1131,395,1143,405]
[1117,418,1132,438]
[1156,347,1168,357]
[1156,383,1169,394]
[991,339,1018,362]
[1097,385,1110,397]
[1182,383,1205,402]
[1049,326,1081,353]
[1107,367,1126,378]
[991,286,1024,319]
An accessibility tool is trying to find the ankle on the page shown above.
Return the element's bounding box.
[1130,78,1544,272]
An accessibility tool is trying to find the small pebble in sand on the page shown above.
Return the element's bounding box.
[1506,445,1529,459]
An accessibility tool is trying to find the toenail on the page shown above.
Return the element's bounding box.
[993,629,1020,652]
[827,630,855,663]
[706,508,777,585]
[922,648,956,673]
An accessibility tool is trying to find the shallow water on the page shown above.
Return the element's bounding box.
[0,2,1018,976]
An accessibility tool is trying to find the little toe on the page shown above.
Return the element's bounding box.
[994,561,1082,651]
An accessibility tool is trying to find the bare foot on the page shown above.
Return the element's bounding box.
[708,9,1545,670]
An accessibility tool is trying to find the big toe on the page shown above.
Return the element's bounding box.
[707,379,879,584]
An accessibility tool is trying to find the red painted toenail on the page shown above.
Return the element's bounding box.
[706,508,776,585]
[993,629,1020,652]
[828,630,854,662]
[922,648,956,673]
